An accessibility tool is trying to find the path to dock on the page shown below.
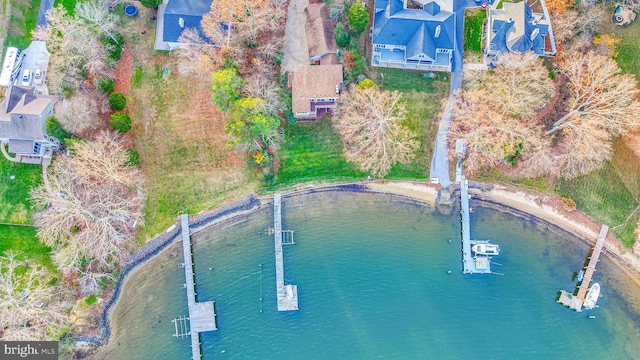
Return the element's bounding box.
[181,215,217,359]
[273,194,299,311]
[557,224,608,311]
[460,177,492,274]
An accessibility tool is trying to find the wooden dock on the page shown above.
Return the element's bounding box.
[180,215,218,359]
[460,176,492,274]
[557,224,608,311]
[273,194,299,311]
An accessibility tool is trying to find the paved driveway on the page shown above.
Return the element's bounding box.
[429,0,481,193]
[281,0,310,73]
[22,41,50,93]
[37,0,54,27]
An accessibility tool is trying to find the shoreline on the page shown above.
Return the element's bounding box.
[89,180,640,354]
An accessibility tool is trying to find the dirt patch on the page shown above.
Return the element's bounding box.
[281,0,310,73]
[113,46,134,96]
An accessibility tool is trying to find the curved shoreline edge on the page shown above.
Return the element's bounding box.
[84,180,640,347]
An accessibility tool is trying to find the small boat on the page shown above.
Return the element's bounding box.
[583,283,600,310]
[472,243,500,256]
[577,270,585,282]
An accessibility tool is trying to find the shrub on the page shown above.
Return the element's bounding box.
[126,149,140,166]
[101,32,125,67]
[348,1,369,32]
[96,77,114,94]
[140,0,162,8]
[334,22,350,48]
[110,113,132,133]
[85,295,97,305]
[357,78,378,89]
[109,92,127,110]
[46,116,74,142]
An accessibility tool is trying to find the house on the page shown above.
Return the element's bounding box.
[306,3,339,65]
[485,1,556,57]
[0,85,62,164]
[289,64,343,120]
[154,0,212,50]
[371,0,455,71]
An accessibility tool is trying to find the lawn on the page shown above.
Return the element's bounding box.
[269,118,364,189]
[603,8,640,79]
[5,0,40,50]
[464,8,486,56]
[0,156,42,224]
[0,225,53,269]
[378,68,450,179]
[53,0,77,14]
[555,161,639,247]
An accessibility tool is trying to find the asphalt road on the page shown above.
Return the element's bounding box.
[429,0,480,191]
[37,0,54,27]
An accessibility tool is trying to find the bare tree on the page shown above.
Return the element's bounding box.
[449,89,548,174]
[244,68,285,117]
[58,93,101,137]
[33,6,107,94]
[175,28,221,75]
[548,51,640,136]
[0,251,71,341]
[75,0,118,42]
[333,87,420,177]
[30,131,144,276]
[484,52,555,118]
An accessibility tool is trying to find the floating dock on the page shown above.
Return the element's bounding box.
[273,194,299,311]
[558,224,608,311]
[180,214,218,359]
[460,177,493,274]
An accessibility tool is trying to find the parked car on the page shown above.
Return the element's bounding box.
[21,69,32,86]
[33,69,43,85]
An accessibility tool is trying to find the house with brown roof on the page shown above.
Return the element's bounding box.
[306,3,339,65]
[289,64,343,120]
[0,85,63,164]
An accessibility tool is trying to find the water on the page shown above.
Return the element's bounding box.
[93,191,640,360]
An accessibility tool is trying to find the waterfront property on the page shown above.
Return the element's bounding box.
[0,85,62,165]
[177,214,218,360]
[272,194,299,311]
[288,65,343,120]
[372,0,455,71]
[485,1,556,57]
[557,224,608,311]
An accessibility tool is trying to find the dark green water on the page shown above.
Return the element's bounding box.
[93,191,640,359]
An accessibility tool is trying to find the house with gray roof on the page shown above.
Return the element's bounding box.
[154,0,214,50]
[486,1,556,57]
[0,85,62,164]
[372,0,456,71]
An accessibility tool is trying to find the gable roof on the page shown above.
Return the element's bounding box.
[488,2,550,54]
[0,86,61,140]
[372,0,455,52]
[306,3,338,59]
[291,65,343,113]
[162,0,212,43]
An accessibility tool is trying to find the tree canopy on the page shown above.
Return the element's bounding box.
[348,1,369,32]
[225,97,280,152]
[333,86,419,177]
[211,68,244,112]
[139,0,162,8]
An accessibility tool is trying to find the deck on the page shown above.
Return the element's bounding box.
[273,194,299,311]
[557,224,608,311]
[180,215,217,359]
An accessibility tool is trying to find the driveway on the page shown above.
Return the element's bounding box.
[429,0,481,195]
[37,0,54,27]
[281,0,310,73]
[22,41,50,93]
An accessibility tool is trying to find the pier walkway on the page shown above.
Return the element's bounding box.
[558,224,608,311]
[273,194,299,311]
[460,176,492,274]
[180,214,218,359]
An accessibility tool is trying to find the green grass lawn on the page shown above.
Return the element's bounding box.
[0,156,42,224]
[464,8,486,55]
[379,68,450,179]
[5,0,41,49]
[605,10,640,80]
[0,225,53,269]
[270,118,364,189]
[555,161,639,247]
[53,0,78,14]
